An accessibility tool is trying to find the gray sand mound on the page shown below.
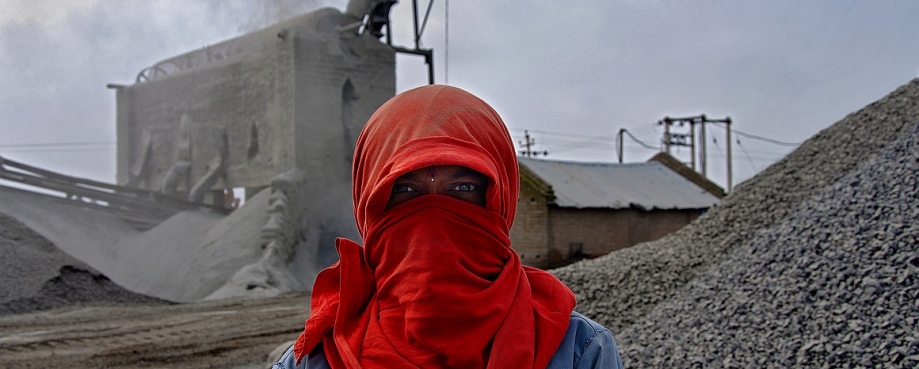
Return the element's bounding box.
[0,265,171,315]
[0,212,169,315]
[0,184,282,304]
[0,178,322,313]
[0,211,90,303]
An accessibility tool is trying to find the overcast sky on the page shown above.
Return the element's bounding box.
[1,0,918,191]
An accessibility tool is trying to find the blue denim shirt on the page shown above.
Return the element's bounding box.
[272,312,623,369]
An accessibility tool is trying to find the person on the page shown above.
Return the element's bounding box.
[273,85,623,369]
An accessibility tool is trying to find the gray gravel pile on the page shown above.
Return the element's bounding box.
[0,211,90,303]
[618,121,919,368]
[551,78,919,334]
[0,265,172,315]
[0,212,170,315]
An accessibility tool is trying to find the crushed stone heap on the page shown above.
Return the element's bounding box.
[551,78,919,364]
[619,121,919,368]
[0,212,169,316]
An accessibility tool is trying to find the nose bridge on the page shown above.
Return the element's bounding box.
[418,176,446,196]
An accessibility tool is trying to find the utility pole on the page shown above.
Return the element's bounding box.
[724,117,733,191]
[689,121,696,171]
[699,116,706,177]
[518,130,548,158]
[699,115,732,191]
[658,114,733,191]
[658,116,692,158]
[663,117,671,154]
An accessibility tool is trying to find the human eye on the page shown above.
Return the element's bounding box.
[450,183,479,192]
[392,183,416,194]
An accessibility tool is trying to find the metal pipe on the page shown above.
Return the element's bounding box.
[412,0,420,49]
[426,50,435,84]
[392,46,435,84]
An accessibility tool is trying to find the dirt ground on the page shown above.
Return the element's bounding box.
[0,293,311,369]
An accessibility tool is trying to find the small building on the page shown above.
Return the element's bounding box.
[512,154,724,268]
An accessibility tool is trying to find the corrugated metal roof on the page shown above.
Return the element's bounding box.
[518,157,720,210]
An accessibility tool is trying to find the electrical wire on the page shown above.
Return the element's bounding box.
[733,129,801,147]
[512,130,616,154]
[618,129,658,150]
[509,127,666,164]
[512,128,656,150]
[709,126,726,158]
[510,130,609,151]
[509,126,792,164]
[735,138,758,171]
[708,124,801,147]
[512,128,608,139]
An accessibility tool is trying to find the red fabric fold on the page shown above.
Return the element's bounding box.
[293,85,575,368]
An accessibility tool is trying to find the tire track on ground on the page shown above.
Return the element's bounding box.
[0,293,311,368]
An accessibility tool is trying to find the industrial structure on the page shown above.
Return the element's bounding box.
[108,3,406,298]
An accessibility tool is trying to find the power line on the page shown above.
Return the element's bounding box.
[617,129,657,150]
[735,138,758,172]
[511,128,657,149]
[511,126,792,164]
[543,135,614,150]
[511,129,612,156]
[615,128,659,163]
[547,140,611,154]
[518,130,548,157]
[510,128,613,140]
[708,125,801,147]
[734,130,800,146]
[708,153,785,161]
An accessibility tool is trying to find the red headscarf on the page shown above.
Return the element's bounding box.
[293,85,575,368]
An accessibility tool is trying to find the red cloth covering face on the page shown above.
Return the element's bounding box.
[293,85,576,369]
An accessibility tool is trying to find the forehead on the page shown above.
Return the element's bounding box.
[397,165,486,180]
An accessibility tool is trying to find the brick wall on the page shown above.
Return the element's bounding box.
[546,207,701,267]
[511,176,705,269]
[510,182,550,266]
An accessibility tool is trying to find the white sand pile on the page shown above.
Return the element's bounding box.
[0,211,169,314]
[0,183,319,306]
